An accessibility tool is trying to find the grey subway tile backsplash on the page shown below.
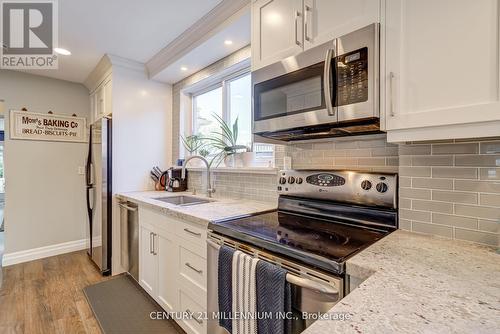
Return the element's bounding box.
[399,219,412,231]
[399,145,432,155]
[412,155,453,166]
[478,220,499,233]
[454,228,498,246]
[454,204,500,220]
[412,200,454,214]
[399,209,431,222]
[480,141,500,154]
[397,137,500,246]
[432,213,477,229]
[479,168,500,180]
[399,177,412,187]
[479,193,500,207]
[432,190,478,204]
[432,143,478,155]
[455,155,500,167]
[412,178,454,190]
[400,167,432,177]
[432,167,478,179]
[412,221,453,238]
[399,188,431,200]
[454,180,500,193]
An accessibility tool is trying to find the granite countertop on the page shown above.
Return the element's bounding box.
[306,230,500,334]
[116,191,277,226]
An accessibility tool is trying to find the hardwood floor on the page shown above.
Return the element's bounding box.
[0,250,110,334]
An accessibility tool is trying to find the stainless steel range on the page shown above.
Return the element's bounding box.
[207,170,398,333]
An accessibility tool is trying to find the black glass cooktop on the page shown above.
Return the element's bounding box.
[209,210,391,275]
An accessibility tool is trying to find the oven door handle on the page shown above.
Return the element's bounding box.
[207,238,339,297]
[286,274,339,297]
[207,238,220,250]
[323,48,336,116]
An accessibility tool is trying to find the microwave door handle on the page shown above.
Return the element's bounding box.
[323,49,336,116]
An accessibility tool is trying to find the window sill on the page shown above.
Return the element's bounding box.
[187,166,278,175]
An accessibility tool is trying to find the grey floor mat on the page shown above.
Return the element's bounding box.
[83,274,184,334]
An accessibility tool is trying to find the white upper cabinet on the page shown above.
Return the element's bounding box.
[384,0,500,141]
[252,0,304,70]
[252,0,380,70]
[303,0,380,49]
[89,75,112,124]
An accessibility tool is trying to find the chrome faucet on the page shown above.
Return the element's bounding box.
[181,155,215,198]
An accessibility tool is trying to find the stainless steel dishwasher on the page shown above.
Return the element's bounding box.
[119,201,139,281]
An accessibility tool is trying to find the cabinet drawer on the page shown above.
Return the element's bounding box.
[174,219,207,247]
[179,290,207,334]
[179,245,207,292]
[140,207,174,231]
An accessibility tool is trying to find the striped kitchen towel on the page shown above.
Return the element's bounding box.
[232,250,259,334]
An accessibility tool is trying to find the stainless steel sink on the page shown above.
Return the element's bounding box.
[153,195,212,206]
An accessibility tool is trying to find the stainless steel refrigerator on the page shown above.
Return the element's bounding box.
[85,116,112,275]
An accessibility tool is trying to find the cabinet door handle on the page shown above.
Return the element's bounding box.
[183,228,201,237]
[185,262,203,274]
[304,5,312,41]
[149,232,153,254]
[186,309,203,325]
[153,233,157,255]
[389,72,395,117]
[294,10,301,46]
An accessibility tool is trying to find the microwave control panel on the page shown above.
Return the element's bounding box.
[336,47,368,106]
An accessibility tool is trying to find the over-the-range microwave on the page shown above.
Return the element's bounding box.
[252,23,380,142]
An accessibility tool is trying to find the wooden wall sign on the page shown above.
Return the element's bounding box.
[10,110,87,143]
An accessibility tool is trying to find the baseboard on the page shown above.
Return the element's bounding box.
[2,238,88,267]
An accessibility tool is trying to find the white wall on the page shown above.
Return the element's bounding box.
[112,66,172,193]
[0,70,90,254]
[110,65,172,275]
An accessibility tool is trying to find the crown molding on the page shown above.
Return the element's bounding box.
[84,54,147,92]
[107,54,147,74]
[146,0,250,79]
[84,55,112,92]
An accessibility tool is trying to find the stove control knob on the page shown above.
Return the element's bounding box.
[288,176,295,184]
[296,177,303,184]
[361,180,372,191]
[279,177,287,185]
[376,182,388,193]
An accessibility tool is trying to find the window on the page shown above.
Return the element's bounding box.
[228,74,251,148]
[192,71,273,157]
[193,86,223,138]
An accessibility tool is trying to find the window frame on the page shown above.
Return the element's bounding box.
[186,65,274,164]
[191,68,251,136]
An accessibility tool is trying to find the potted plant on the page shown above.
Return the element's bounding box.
[205,113,249,167]
[181,134,204,155]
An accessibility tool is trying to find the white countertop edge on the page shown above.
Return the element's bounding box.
[116,191,277,226]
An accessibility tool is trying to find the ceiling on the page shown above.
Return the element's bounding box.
[153,11,250,84]
[22,0,223,83]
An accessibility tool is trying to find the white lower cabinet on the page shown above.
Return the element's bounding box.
[156,228,177,312]
[138,206,207,334]
[139,222,157,296]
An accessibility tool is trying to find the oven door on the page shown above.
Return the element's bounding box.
[207,236,343,334]
[252,39,338,134]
